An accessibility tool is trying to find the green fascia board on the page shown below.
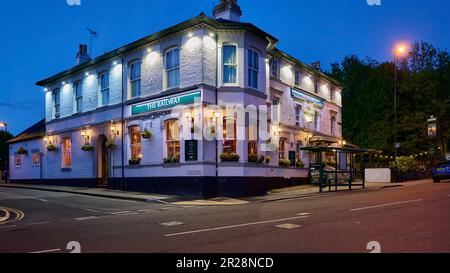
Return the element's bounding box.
[36,14,278,87]
[269,48,343,88]
[131,91,201,115]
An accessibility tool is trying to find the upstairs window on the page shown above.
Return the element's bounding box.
[130,62,141,98]
[331,116,337,136]
[53,89,61,119]
[270,58,279,79]
[74,82,82,113]
[165,119,180,158]
[223,45,237,84]
[295,70,301,86]
[248,49,259,89]
[314,111,320,131]
[100,72,110,106]
[165,48,180,89]
[330,86,336,101]
[62,138,72,168]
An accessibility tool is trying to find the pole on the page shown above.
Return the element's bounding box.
[394,51,398,161]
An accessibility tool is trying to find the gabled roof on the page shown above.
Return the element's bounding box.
[8,119,46,144]
[36,13,278,87]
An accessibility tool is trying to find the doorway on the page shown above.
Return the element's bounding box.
[97,134,109,186]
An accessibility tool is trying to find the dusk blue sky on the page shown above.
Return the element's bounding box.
[1,0,449,135]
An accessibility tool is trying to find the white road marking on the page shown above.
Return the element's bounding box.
[0,209,10,222]
[274,194,331,202]
[146,199,169,204]
[37,199,50,203]
[28,221,51,226]
[74,216,99,221]
[350,199,423,211]
[160,221,184,227]
[30,248,61,254]
[115,212,138,216]
[83,209,101,213]
[276,223,302,230]
[110,211,132,215]
[0,225,17,229]
[138,209,155,213]
[297,212,310,216]
[166,215,309,237]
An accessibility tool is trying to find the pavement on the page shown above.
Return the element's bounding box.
[0,178,449,253]
[0,180,427,206]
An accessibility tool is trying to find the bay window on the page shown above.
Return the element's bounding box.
[223,45,237,84]
[248,49,259,89]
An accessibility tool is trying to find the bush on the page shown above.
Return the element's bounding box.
[164,153,180,164]
[279,159,291,168]
[296,160,305,168]
[220,153,240,162]
[390,156,417,173]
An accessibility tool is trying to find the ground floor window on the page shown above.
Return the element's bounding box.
[279,138,286,159]
[130,126,142,160]
[62,138,72,168]
[248,123,258,156]
[14,154,21,168]
[223,117,237,154]
[32,152,41,166]
[165,119,180,158]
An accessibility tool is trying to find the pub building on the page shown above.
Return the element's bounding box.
[8,0,343,198]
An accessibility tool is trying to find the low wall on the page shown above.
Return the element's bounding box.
[365,168,391,183]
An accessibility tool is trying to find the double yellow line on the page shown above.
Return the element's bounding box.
[0,207,25,225]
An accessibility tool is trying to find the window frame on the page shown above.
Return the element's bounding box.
[223,116,237,154]
[74,81,83,113]
[295,104,302,127]
[14,154,22,168]
[314,78,320,94]
[99,71,110,106]
[130,61,142,98]
[330,86,336,102]
[53,88,61,119]
[248,48,259,89]
[294,70,301,87]
[129,125,142,161]
[331,116,337,136]
[279,138,286,160]
[222,44,238,85]
[165,119,181,158]
[165,47,181,89]
[32,152,41,167]
[270,58,279,79]
[314,111,320,131]
[62,137,72,168]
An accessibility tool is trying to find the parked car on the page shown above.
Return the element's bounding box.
[432,160,450,183]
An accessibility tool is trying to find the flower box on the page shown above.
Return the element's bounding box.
[16,147,28,155]
[220,153,240,162]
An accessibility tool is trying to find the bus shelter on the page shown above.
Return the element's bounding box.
[301,147,369,192]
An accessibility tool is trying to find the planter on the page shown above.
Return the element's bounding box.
[220,153,240,162]
[265,156,271,165]
[279,159,291,168]
[141,129,153,139]
[164,154,180,164]
[248,154,266,164]
[47,144,57,152]
[16,147,28,155]
[82,145,95,152]
[296,161,305,168]
[129,158,141,165]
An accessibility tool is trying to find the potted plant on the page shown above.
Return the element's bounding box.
[47,144,57,152]
[141,128,153,139]
[265,156,271,164]
[16,147,28,155]
[296,160,305,168]
[164,153,180,164]
[129,157,141,165]
[279,159,291,168]
[105,140,117,150]
[248,154,259,163]
[220,153,240,162]
[82,144,95,152]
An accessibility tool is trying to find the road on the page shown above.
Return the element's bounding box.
[0,180,449,253]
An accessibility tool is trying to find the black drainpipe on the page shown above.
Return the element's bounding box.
[214,31,219,194]
[121,57,126,191]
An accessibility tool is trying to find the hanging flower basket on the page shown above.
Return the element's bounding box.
[82,144,95,152]
[105,140,117,150]
[141,129,153,139]
[47,144,57,152]
[16,147,28,155]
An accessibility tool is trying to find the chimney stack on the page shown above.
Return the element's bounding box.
[76,44,91,65]
[310,61,321,71]
[213,0,242,22]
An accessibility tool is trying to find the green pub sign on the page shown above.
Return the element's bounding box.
[132,91,201,116]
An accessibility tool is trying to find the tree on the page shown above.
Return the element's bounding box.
[329,42,450,158]
[0,130,14,179]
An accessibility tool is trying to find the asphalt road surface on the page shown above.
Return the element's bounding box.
[1,180,449,253]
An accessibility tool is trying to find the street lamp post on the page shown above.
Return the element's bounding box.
[393,46,406,160]
[0,122,8,183]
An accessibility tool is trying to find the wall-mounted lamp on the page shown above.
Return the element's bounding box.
[110,124,120,140]
[81,129,90,144]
